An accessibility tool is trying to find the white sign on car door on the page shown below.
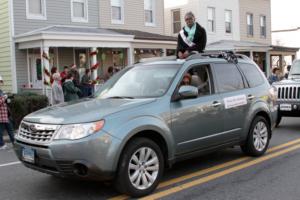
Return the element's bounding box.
[224,95,247,109]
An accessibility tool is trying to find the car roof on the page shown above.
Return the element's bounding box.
[136,52,254,67]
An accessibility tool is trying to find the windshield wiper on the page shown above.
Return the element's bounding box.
[291,73,300,75]
[107,96,135,99]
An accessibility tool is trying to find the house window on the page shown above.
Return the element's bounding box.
[247,13,254,36]
[26,0,47,20]
[172,9,181,34]
[111,0,124,24]
[260,15,266,38]
[207,7,215,32]
[145,0,155,26]
[225,10,232,34]
[71,0,88,23]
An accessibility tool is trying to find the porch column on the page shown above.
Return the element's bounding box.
[43,47,51,85]
[250,51,254,60]
[162,48,167,57]
[42,46,52,104]
[90,47,98,80]
[128,47,134,65]
[266,51,271,77]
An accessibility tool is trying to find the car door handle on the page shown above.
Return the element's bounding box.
[212,101,221,107]
[248,95,255,100]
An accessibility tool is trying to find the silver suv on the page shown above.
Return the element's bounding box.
[14,52,277,197]
[273,59,300,126]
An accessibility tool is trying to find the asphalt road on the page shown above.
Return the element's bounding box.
[0,117,300,200]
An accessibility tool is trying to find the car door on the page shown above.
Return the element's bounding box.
[170,64,225,155]
[212,62,249,138]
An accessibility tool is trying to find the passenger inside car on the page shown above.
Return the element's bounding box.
[181,73,192,86]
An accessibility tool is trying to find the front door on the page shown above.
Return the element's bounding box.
[171,65,225,155]
[28,55,42,88]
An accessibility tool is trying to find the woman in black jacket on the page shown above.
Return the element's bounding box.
[177,12,207,59]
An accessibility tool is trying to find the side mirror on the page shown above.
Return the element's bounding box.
[178,85,198,100]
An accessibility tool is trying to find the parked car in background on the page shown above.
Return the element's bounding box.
[14,52,277,197]
[273,60,300,126]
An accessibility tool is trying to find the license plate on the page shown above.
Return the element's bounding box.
[22,147,35,163]
[280,104,292,111]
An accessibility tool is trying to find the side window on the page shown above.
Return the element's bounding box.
[239,63,265,87]
[213,63,245,93]
[180,65,212,97]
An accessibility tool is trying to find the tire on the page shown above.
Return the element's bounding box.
[241,116,271,157]
[275,113,282,127]
[114,138,164,197]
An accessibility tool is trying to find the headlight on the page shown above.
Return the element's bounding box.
[54,120,105,140]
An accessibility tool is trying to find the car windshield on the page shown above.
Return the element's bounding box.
[290,60,300,75]
[94,64,181,99]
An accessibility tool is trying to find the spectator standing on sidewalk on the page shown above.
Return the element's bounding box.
[60,66,69,84]
[52,73,64,105]
[268,67,281,84]
[0,76,14,150]
[70,65,80,87]
[63,72,81,102]
[177,12,207,59]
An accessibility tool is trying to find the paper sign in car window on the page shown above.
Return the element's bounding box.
[224,95,247,109]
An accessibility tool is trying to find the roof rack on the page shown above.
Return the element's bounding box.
[139,55,177,63]
[186,51,241,64]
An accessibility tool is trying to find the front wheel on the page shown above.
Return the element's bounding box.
[241,116,271,157]
[114,138,164,197]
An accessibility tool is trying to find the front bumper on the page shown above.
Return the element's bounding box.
[278,102,300,117]
[14,131,122,181]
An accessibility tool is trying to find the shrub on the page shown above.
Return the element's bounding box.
[8,92,48,129]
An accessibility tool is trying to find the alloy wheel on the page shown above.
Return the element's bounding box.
[253,121,268,152]
[128,147,159,190]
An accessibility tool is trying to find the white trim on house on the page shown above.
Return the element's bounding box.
[133,39,177,45]
[26,0,47,20]
[71,0,89,23]
[15,32,134,43]
[8,0,17,93]
[144,0,156,27]
[111,0,125,24]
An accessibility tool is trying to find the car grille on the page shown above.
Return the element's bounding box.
[277,86,300,101]
[18,122,59,144]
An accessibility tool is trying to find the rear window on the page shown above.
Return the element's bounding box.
[239,63,265,87]
[213,63,245,93]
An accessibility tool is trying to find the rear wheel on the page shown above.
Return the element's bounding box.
[114,138,164,197]
[241,116,271,157]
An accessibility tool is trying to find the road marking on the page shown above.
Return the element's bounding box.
[0,161,21,168]
[109,137,300,200]
[140,143,300,200]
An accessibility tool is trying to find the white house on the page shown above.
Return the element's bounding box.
[164,0,240,43]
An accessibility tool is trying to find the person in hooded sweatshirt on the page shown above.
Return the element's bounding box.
[62,72,81,102]
[177,12,207,59]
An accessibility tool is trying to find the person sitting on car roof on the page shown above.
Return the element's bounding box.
[177,12,207,59]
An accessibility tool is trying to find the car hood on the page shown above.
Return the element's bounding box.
[24,98,156,124]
